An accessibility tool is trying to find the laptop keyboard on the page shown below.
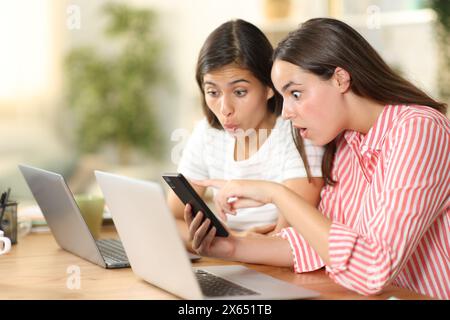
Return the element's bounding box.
[96,239,130,266]
[195,270,259,297]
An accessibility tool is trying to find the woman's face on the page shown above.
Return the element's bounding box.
[271,59,347,146]
[203,64,274,135]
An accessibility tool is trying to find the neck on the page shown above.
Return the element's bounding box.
[344,94,385,135]
[233,112,277,161]
[256,112,277,132]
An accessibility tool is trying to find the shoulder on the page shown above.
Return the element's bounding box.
[384,105,450,160]
[391,105,449,140]
[397,105,449,128]
[192,118,211,133]
[190,118,224,138]
[272,116,295,146]
[274,116,293,135]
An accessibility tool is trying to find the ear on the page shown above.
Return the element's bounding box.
[266,87,275,100]
[333,67,351,93]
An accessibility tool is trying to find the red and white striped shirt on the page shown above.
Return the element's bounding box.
[279,104,450,299]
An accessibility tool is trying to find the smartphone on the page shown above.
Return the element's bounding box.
[162,173,229,237]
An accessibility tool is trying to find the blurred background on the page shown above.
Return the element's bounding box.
[0,0,449,205]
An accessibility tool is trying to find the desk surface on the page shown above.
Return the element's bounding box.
[0,226,429,300]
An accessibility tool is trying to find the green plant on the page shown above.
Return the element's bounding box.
[65,3,164,164]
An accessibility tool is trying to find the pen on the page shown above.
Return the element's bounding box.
[4,188,10,206]
[0,188,10,231]
[0,193,5,231]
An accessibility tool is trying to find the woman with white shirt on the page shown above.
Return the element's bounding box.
[167,19,324,246]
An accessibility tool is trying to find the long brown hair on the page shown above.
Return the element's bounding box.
[274,18,447,186]
[195,19,282,129]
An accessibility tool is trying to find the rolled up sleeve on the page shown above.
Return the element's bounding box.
[278,227,325,273]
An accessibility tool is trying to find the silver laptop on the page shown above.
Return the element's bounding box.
[95,170,320,300]
[19,164,133,269]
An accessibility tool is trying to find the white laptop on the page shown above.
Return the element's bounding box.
[95,170,320,300]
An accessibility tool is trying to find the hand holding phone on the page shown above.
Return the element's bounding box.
[162,173,229,237]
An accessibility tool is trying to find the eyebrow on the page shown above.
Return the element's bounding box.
[281,81,303,93]
[229,79,250,85]
[204,79,250,87]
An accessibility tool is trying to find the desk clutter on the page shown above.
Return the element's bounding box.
[0,188,18,244]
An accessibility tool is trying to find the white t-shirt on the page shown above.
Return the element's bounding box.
[178,116,324,231]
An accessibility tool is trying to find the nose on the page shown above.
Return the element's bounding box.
[281,101,296,120]
[220,94,234,117]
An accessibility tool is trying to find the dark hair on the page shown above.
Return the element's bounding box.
[274,18,448,186]
[195,19,282,129]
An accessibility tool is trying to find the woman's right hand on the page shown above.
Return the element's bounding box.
[184,204,236,259]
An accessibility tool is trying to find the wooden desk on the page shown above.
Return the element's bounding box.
[0,226,430,300]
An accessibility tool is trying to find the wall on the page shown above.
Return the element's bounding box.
[0,0,443,201]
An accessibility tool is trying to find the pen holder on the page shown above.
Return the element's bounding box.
[1,202,18,244]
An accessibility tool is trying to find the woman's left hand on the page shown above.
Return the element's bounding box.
[191,179,279,217]
[232,223,277,238]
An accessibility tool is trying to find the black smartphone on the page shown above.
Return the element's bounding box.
[162,173,229,237]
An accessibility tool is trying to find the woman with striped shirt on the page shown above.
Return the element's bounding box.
[185,18,449,299]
